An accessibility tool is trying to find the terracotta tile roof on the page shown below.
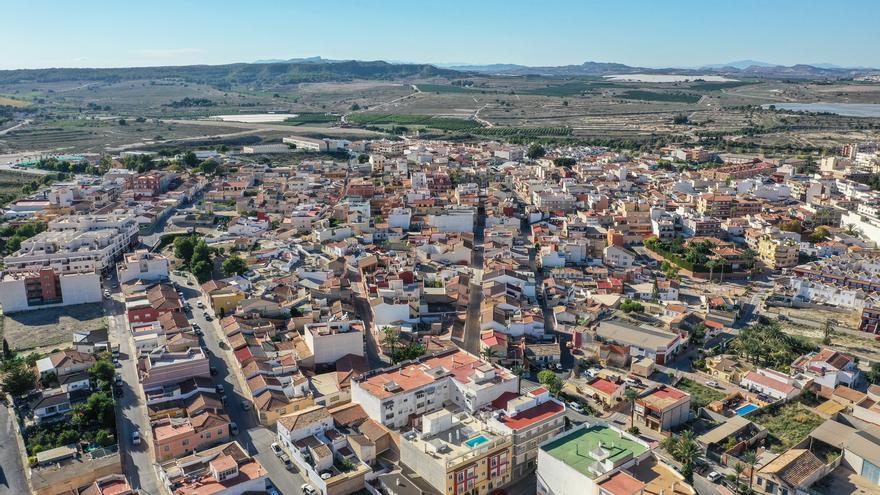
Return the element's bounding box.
[329,403,368,428]
[759,449,825,487]
[277,405,330,432]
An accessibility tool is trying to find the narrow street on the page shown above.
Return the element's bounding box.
[105,278,163,495]
[0,400,28,494]
[170,273,307,495]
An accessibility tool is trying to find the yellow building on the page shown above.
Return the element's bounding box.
[757,234,799,270]
[400,409,513,495]
[210,288,246,315]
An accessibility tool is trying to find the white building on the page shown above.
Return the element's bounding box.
[0,268,101,313]
[351,349,518,429]
[303,320,365,365]
[4,214,138,274]
[426,207,474,233]
[603,245,635,268]
[117,250,169,284]
[228,217,269,237]
[387,207,412,230]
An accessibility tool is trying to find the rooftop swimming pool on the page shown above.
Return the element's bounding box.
[735,403,759,416]
[464,435,490,448]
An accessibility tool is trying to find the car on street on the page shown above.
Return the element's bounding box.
[281,454,292,469]
[707,471,723,483]
[301,484,316,495]
[197,301,205,309]
[115,374,123,386]
[215,384,224,394]
[229,422,239,435]
[131,430,141,446]
[271,442,283,456]
[209,365,217,376]
[241,400,252,411]
[706,380,719,388]
[568,401,584,413]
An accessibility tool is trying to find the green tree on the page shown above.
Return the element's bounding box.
[624,387,640,427]
[75,392,116,429]
[358,153,369,164]
[1,360,36,397]
[381,327,399,362]
[199,159,220,175]
[221,256,248,277]
[181,151,199,168]
[481,347,498,363]
[191,260,213,283]
[526,144,546,160]
[822,319,835,346]
[867,362,880,385]
[173,236,196,264]
[95,429,115,447]
[742,451,758,490]
[88,360,115,388]
[192,239,211,264]
[537,369,557,385]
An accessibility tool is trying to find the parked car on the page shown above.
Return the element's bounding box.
[115,374,123,386]
[568,402,584,413]
[271,442,283,457]
[706,380,719,388]
[241,400,252,411]
[229,422,239,435]
[215,384,224,394]
[281,454,292,469]
[209,365,218,376]
[301,484,316,495]
[131,430,141,446]
[707,471,723,483]
[197,301,205,309]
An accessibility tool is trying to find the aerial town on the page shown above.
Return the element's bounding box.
[1,133,880,495]
[5,3,880,495]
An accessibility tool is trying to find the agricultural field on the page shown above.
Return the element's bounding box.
[1,72,879,153]
[0,169,50,206]
[346,112,481,130]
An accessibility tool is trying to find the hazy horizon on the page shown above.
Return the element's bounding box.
[1,0,878,71]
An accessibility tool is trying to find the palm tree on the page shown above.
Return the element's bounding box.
[844,224,862,237]
[741,248,757,280]
[742,451,758,490]
[624,388,640,428]
[706,258,721,282]
[733,462,745,489]
[481,347,498,363]
[677,432,700,482]
[511,365,526,394]
[381,327,399,363]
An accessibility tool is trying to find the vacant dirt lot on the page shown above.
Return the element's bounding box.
[1,303,107,351]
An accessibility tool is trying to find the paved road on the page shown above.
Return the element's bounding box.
[104,279,164,495]
[171,273,307,495]
[0,401,28,494]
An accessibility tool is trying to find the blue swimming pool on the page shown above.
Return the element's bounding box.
[465,435,490,448]
[735,403,759,416]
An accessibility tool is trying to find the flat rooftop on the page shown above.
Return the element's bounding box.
[541,424,648,479]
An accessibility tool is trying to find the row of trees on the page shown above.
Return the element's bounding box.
[173,235,214,282]
[380,327,426,364]
[732,321,817,372]
[0,220,47,255]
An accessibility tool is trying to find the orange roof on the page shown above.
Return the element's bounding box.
[498,400,565,430]
[357,349,511,399]
[588,378,621,396]
[599,471,644,495]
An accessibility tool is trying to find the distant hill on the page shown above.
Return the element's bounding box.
[449,59,880,79]
[699,59,779,69]
[0,60,461,88]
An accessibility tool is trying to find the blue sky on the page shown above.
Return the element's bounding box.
[2,0,879,69]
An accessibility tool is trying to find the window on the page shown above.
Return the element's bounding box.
[457,472,465,482]
[182,439,189,446]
